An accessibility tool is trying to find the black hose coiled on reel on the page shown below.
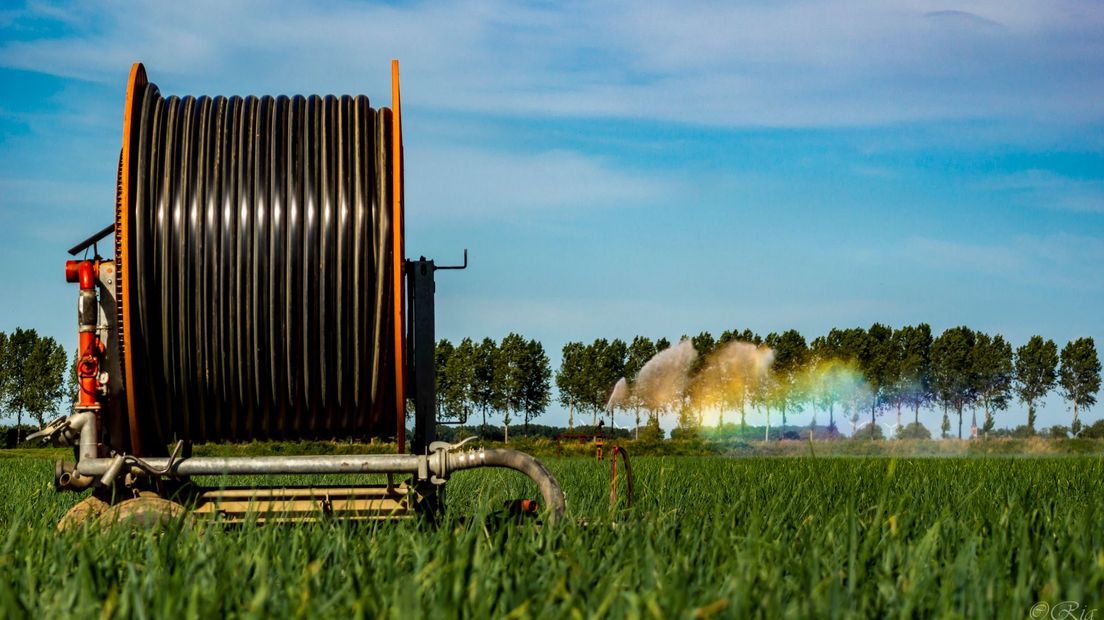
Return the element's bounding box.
[118,77,400,450]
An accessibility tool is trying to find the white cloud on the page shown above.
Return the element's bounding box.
[1,0,1101,128]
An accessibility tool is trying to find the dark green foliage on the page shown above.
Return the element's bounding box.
[931,327,977,439]
[520,339,551,432]
[1080,418,1104,439]
[852,422,885,440]
[472,338,502,431]
[816,327,868,361]
[763,329,809,425]
[442,338,477,423]
[686,331,717,425]
[1,425,38,448]
[720,328,761,346]
[897,422,931,440]
[0,329,68,436]
[689,331,716,375]
[623,336,657,436]
[66,350,81,410]
[555,338,628,429]
[588,338,627,423]
[859,323,896,428]
[637,416,664,441]
[668,424,700,441]
[972,332,1014,436]
[435,339,457,419]
[0,328,38,430]
[1059,338,1101,434]
[1015,336,1059,434]
[623,336,656,382]
[495,333,529,442]
[0,332,8,415]
[555,342,588,429]
[891,324,932,424]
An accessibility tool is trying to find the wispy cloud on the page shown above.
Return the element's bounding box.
[905,234,1104,290]
[409,147,677,218]
[1,0,1101,128]
[980,169,1104,214]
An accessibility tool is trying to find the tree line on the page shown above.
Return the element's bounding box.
[0,329,69,442]
[2,323,1099,445]
[437,325,1101,440]
[435,334,552,442]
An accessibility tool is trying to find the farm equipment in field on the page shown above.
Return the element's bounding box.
[33,62,565,528]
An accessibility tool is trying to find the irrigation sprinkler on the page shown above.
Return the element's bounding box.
[31,62,565,528]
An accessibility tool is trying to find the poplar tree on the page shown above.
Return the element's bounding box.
[520,338,551,433]
[1014,336,1058,434]
[892,324,932,427]
[859,323,895,431]
[931,326,976,439]
[719,329,763,431]
[815,327,869,431]
[450,338,478,424]
[624,336,657,438]
[66,350,81,408]
[0,332,9,422]
[688,331,717,426]
[588,338,626,427]
[556,342,587,430]
[972,332,1013,437]
[2,328,39,439]
[1059,338,1101,435]
[435,339,456,419]
[25,338,67,427]
[495,333,528,443]
[764,330,808,428]
[472,337,501,435]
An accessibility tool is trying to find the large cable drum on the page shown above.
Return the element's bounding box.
[114,64,406,455]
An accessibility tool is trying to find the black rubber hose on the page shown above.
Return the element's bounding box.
[120,81,398,449]
[452,449,567,523]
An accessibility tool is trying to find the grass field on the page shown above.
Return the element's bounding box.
[0,453,1101,618]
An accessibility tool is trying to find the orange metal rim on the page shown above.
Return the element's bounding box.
[119,62,146,455]
[391,59,406,452]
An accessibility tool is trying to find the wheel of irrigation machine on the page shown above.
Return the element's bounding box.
[97,497,194,531]
[56,495,111,531]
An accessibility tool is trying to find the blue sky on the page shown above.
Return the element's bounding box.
[1,1,1101,432]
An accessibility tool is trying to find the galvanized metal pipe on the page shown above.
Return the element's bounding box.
[75,446,566,522]
[73,411,99,462]
[446,448,566,522]
[78,454,425,477]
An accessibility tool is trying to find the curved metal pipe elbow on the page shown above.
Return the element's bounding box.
[449,448,566,523]
[55,460,95,491]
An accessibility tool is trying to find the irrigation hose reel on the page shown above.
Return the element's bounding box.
[35,61,567,528]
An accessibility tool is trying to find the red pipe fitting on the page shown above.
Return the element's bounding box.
[65,260,96,289]
[66,260,103,409]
